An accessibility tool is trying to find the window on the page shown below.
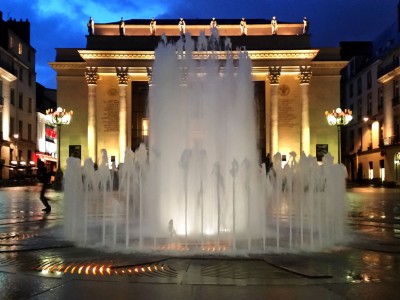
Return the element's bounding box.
[18,120,23,137]
[142,118,149,136]
[378,86,383,111]
[368,161,373,180]
[28,72,32,86]
[18,93,23,110]
[9,36,13,48]
[28,97,32,113]
[10,117,14,137]
[357,98,362,121]
[28,124,32,141]
[19,66,23,81]
[358,127,363,151]
[28,150,32,162]
[357,77,362,95]
[18,43,23,55]
[28,49,31,62]
[367,92,372,115]
[10,89,15,105]
[380,159,385,182]
[367,71,372,89]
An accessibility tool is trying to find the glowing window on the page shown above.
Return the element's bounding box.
[142,118,149,136]
[18,43,23,55]
[9,36,13,48]
[368,161,373,180]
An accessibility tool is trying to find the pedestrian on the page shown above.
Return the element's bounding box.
[263,153,273,175]
[37,159,51,213]
[271,16,278,35]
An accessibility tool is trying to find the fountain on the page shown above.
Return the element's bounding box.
[63,32,347,253]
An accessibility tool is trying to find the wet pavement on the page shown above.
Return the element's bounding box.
[0,186,399,299]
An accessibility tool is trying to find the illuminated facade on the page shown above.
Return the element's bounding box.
[342,17,400,185]
[35,83,57,171]
[51,18,346,168]
[0,12,37,179]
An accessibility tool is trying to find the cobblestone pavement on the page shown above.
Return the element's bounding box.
[0,186,399,299]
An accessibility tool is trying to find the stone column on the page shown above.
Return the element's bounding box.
[299,66,312,155]
[383,88,394,141]
[1,77,14,141]
[85,67,99,163]
[116,67,129,163]
[268,66,281,155]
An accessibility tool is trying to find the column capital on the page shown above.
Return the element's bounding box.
[85,67,99,85]
[116,67,129,85]
[268,66,281,85]
[299,66,312,85]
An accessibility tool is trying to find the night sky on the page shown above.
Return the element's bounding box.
[1,0,398,89]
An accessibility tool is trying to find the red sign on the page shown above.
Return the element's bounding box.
[45,125,57,142]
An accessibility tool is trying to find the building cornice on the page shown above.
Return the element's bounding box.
[0,67,17,81]
[378,65,400,84]
[310,61,348,69]
[77,49,320,61]
[49,62,87,71]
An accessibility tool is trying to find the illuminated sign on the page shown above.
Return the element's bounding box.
[45,125,57,143]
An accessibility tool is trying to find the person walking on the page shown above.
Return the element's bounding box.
[37,159,51,213]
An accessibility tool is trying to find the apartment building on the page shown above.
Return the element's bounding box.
[0,11,37,179]
[342,11,400,185]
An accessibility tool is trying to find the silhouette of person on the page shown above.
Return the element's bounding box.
[150,18,156,35]
[178,18,186,35]
[119,17,125,35]
[37,159,51,212]
[271,16,278,35]
[87,17,94,35]
[240,17,247,35]
[303,16,309,34]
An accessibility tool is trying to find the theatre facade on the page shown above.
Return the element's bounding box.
[50,18,347,167]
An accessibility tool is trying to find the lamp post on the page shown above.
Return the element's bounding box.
[46,107,73,190]
[325,108,353,164]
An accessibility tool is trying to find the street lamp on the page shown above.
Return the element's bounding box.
[46,107,73,190]
[325,108,353,164]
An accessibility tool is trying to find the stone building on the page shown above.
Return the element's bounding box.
[0,11,36,179]
[50,18,346,168]
[341,8,400,185]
